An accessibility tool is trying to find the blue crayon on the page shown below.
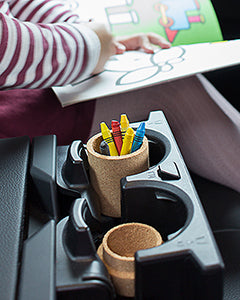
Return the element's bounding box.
[100,140,110,156]
[131,122,145,153]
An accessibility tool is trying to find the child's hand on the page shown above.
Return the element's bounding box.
[115,33,171,54]
[86,23,171,74]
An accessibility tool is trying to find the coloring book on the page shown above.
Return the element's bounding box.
[53,0,240,107]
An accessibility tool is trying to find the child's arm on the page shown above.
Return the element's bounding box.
[9,0,82,24]
[0,0,118,89]
[0,11,115,89]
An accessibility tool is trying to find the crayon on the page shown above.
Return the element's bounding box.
[111,120,123,155]
[131,122,145,153]
[100,122,119,156]
[100,140,110,156]
[120,127,135,155]
[120,114,129,140]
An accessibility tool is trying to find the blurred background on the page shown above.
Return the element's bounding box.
[204,0,240,111]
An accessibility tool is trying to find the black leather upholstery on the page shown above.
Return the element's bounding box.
[0,136,30,300]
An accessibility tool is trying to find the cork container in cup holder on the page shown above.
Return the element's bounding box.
[86,132,149,218]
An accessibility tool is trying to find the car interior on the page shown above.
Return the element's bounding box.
[1,1,240,299]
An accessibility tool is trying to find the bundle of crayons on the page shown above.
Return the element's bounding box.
[100,114,145,156]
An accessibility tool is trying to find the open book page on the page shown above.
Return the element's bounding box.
[54,0,226,106]
[53,40,240,107]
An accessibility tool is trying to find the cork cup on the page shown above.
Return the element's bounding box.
[86,132,149,218]
[97,222,163,297]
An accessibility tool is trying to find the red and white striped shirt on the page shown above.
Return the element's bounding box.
[0,0,100,89]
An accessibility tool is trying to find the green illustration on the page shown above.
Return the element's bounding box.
[104,0,223,46]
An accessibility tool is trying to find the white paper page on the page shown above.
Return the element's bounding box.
[53,40,240,107]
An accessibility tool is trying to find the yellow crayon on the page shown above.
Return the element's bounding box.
[100,122,118,156]
[120,127,135,155]
[120,114,129,140]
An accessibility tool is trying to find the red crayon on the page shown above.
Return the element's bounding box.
[111,120,123,155]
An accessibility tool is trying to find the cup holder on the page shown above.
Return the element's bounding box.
[81,127,190,243]
[145,129,171,167]
[121,182,193,242]
[56,112,223,299]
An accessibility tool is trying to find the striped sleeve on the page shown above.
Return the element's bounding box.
[0,12,100,89]
[9,0,82,24]
[0,1,13,16]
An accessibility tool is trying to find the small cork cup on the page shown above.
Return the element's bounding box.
[86,132,149,217]
[97,222,163,297]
